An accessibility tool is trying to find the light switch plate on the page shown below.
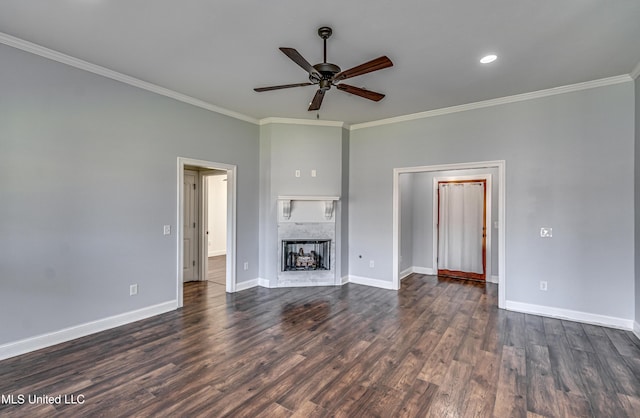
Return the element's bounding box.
[163,225,171,235]
[540,227,553,238]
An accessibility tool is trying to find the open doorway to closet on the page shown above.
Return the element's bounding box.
[204,171,228,291]
[177,157,237,308]
[392,160,506,309]
[435,176,489,281]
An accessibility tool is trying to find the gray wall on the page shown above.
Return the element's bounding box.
[258,123,345,285]
[0,44,260,344]
[636,75,640,326]
[340,128,350,279]
[399,173,414,272]
[400,168,499,276]
[350,82,635,320]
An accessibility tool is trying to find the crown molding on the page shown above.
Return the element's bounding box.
[0,32,259,125]
[3,32,635,131]
[259,117,347,128]
[631,60,640,80]
[350,74,633,130]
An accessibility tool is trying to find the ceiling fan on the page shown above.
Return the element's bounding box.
[254,27,393,111]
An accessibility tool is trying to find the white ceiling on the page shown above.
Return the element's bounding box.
[1,1,639,125]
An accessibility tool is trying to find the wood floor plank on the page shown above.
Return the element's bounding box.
[1,275,638,417]
[525,344,560,417]
[493,345,527,418]
[425,360,473,418]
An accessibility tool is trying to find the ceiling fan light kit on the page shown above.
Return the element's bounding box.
[254,26,393,111]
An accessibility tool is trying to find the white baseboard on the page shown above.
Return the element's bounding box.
[400,268,413,280]
[258,278,271,288]
[487,275,499,284]
[347,275,396,290]
[400,266,435,281]
[0,301,176,361]
[235,278,260,291]
[505,300,634,331]
[208,250,227,257]
[341,275,349,285]
[633,321,640,341]
[412,266,435,275]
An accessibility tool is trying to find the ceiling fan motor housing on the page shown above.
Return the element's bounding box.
[311,62,341,88]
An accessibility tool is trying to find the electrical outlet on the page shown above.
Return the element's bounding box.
[130,284,138,296]
[540,227,553,238]
[539,281,547,291]
[244,262,249,270]
[311,169,317,177]
[369,260,375,268]
[295,170,301,178]
[163,225,171,235]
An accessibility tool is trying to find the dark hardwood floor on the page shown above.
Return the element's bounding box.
[208,255,226,287]
[1,274,639,417]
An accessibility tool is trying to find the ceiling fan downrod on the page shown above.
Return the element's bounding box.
[318,26,332,63]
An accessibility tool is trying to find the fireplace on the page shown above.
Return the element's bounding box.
[276,196,340,286]
[282,239,330,271]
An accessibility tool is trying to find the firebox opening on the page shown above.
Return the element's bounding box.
[281,239,331,271]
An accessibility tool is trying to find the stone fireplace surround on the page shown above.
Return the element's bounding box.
[276,196,339,287]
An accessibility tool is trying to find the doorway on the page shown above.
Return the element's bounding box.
[177,157,237,308]
[436,178,487,281]
[392,160,506,309]
[203,171,228,291]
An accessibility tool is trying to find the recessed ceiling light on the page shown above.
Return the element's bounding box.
[480,54,497,64]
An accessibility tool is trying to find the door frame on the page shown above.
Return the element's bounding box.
[177,157,237,308]
[392,160,505,309]
[433,175,491,281]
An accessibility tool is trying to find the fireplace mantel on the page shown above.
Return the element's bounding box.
[277,195,340,220]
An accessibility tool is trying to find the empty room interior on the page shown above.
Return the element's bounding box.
[1,1,640,416]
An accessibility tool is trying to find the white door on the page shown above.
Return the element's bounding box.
[183,170,199,282]
[437,180,486,281]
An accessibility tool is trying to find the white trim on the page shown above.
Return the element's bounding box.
[3,32,634,130]
[208,250,227,257]
[0,301,176,361]
[277,195,340,201]
[633,322,640,341]
[341,275,350,285]
[258,278,271,288]
[432,173,492,282]
[506,301,634,331]
[631,60,640,80]
[413,267,435,275]
[0,32,258,125]
[236,279,260,292]
[488,275,499,284]
[347,275,396,290]
[350,75,632,130]
[259,117,347,128]
[400,266,435,280]
[178,158,237,308]
[392,160,506,309]
[400,267,413,280]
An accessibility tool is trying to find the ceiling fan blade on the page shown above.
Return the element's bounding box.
[254,82,314,92]
[308,89,325,111]
[333,56,393,82]
[280,47,321,79]
[336,84,385,101]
